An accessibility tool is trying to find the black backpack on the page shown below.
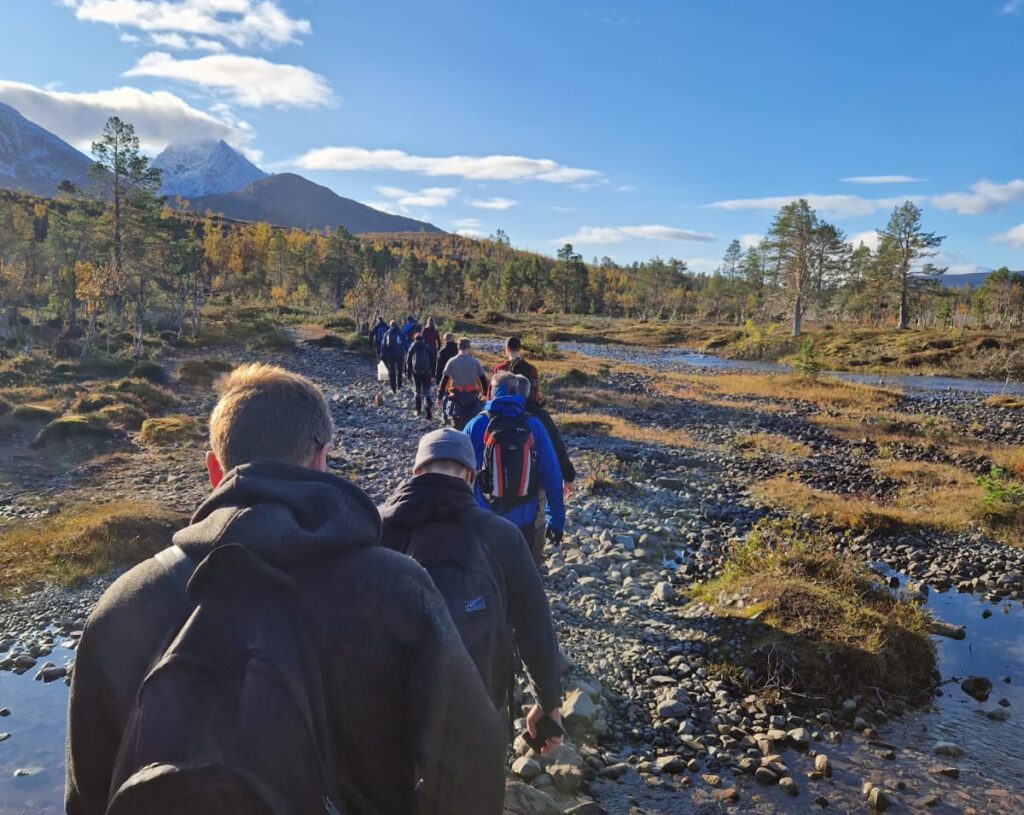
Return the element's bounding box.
[478,412,539,512]
[411,344,433,375]
[383,329,401,356]
[403,514,513,710]
[106,544,344,815]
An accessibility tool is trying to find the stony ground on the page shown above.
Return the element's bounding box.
[1,337,1023,814]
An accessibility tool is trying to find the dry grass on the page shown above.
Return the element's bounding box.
[139,415,202,445]
[734,431,812,459]
[691,518,936,702]
[31,414,115,449]
[752,471,983,534]
[0,501,186,594]
[985,394,1024,410]
[177,357,234,388]
[554,411,696,448]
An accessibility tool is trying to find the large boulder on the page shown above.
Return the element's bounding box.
[502,779,559,815]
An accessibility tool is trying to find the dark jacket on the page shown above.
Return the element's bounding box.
[436,341,458,381]
[526,401,576,483]
[491,358,541,405]
[379,326,408,361]
[65,461,505,815]
[379,474,562,713]
[421,326,441,352]
[464,383,566,532]
[371,320,389,356]
[405,338,437,380]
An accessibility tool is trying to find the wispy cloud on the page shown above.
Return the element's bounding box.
[0,78,252,153]
[708,194,909,218]
[1002,0,1022,14]
[849,230,880,251]
[469,197,517,211]
[993,224,1024,249]
[125,51,334,108]
[739,233,762,249]
[61,0,310,49]
[685,258,721,274]
[556,225,716,245]
[293,147,601,184]
[932,179,1024,215]
[375,186,458,209]
[842,175,926,184]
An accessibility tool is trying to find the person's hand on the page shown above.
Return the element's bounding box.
[525,705,563,754]
[546,527,563,545]
[563,481,575,500]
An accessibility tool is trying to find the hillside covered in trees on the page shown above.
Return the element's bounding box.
[1,117,1023,362]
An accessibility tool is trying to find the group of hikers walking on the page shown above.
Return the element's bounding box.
[64,318,579,815]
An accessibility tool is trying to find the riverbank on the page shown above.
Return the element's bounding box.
[1,327,1022,813]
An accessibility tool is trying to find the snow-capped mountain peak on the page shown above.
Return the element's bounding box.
[153,140,266,199]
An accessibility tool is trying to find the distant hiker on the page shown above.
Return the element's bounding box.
[371,316,388,358]
[65,363,505,815]
[490,336,541,405]
[439,337,488,430]
[380,319,408,393]
[436,332,458,424]
[465,371,565,566]
[421,316,442,352]
[379,429,564,749]
[401,315,420,344]
[405,332,437,419]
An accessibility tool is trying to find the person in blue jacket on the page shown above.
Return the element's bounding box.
[464,371,565,567]
[401,315,420,344]
[379,320,409,393]
[371,316,389,358]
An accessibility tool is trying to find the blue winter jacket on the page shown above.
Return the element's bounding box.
[371,321,389,355]
[464,386,565,533]
[401,319,419,343]
[379,327,408,360]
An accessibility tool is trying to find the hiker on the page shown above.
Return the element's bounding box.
[379,429,564,749]
[490,336,541,405]
[436,332,458,424]
[65,363,506,815]
[421,316,442,352]
[465,371,565,566]
[371,315,388,358]
[379,319,408,393]
[401,315,420,344]
[438,337,488,430]
[405,332,437,419]
[525,385,577,498]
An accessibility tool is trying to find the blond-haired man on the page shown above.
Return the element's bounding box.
[66,363,505,815]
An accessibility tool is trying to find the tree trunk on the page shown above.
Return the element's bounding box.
[791,293,803,337]
[897,278,909,330]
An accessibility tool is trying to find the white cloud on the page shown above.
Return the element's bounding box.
[191,37,227,52]
[708,193,909,218]
[849,230,880,251]
[120,32,141,43]
[1003,0,1021,13]
[685,258,721,274]
[375,186,457,208]
[470,197,517,211]
[739,233,762,249]
[453,218,483,229]
[842,175,926,184]
[62,0,310,49]
[292,147,600,184]
[556,224,716,245]
[125,51,334,108]
[0,79,253,153]
[993,224,1024,249]
[456,228,484,238]
[150,31,189,49]
[932,179,1024,215]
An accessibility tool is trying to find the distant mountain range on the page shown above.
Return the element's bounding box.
[0,102,440,234]
[191,173,442,234]
[0,101,93,196]
[941,271,1000,289]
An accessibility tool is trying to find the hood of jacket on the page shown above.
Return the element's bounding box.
[378,473,478,529]
[483,391,526,418]
[173,460,381,567]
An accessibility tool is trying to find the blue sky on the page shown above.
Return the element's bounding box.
[1,1,1023,272]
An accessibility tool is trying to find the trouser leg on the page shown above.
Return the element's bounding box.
[387,359,399,393]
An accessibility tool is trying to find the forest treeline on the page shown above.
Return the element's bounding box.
[1,117,1022,357]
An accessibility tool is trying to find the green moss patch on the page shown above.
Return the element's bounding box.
[12,403,62,423]
[176,358,234,388]
[102,378,179,412]
[139,414,202,445]
[31,414,114,449]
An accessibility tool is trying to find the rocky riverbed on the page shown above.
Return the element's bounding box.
[1,338,1023,814]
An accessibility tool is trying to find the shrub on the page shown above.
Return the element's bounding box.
[102,379,179,412]
[12,403,61,422]
[71,393,119,414]
[139,414,202,445]
[793,338,822,379]
[177,358,234,388]
[130,360,169,384]
[77,351,134,378]
[31,414,114,449]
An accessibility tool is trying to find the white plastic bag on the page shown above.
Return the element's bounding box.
[377,360,389,382]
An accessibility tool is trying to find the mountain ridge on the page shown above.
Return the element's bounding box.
[153,140,266,198]
[0,101,94,196]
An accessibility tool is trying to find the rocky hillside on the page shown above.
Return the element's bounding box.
[0,102,93,196]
